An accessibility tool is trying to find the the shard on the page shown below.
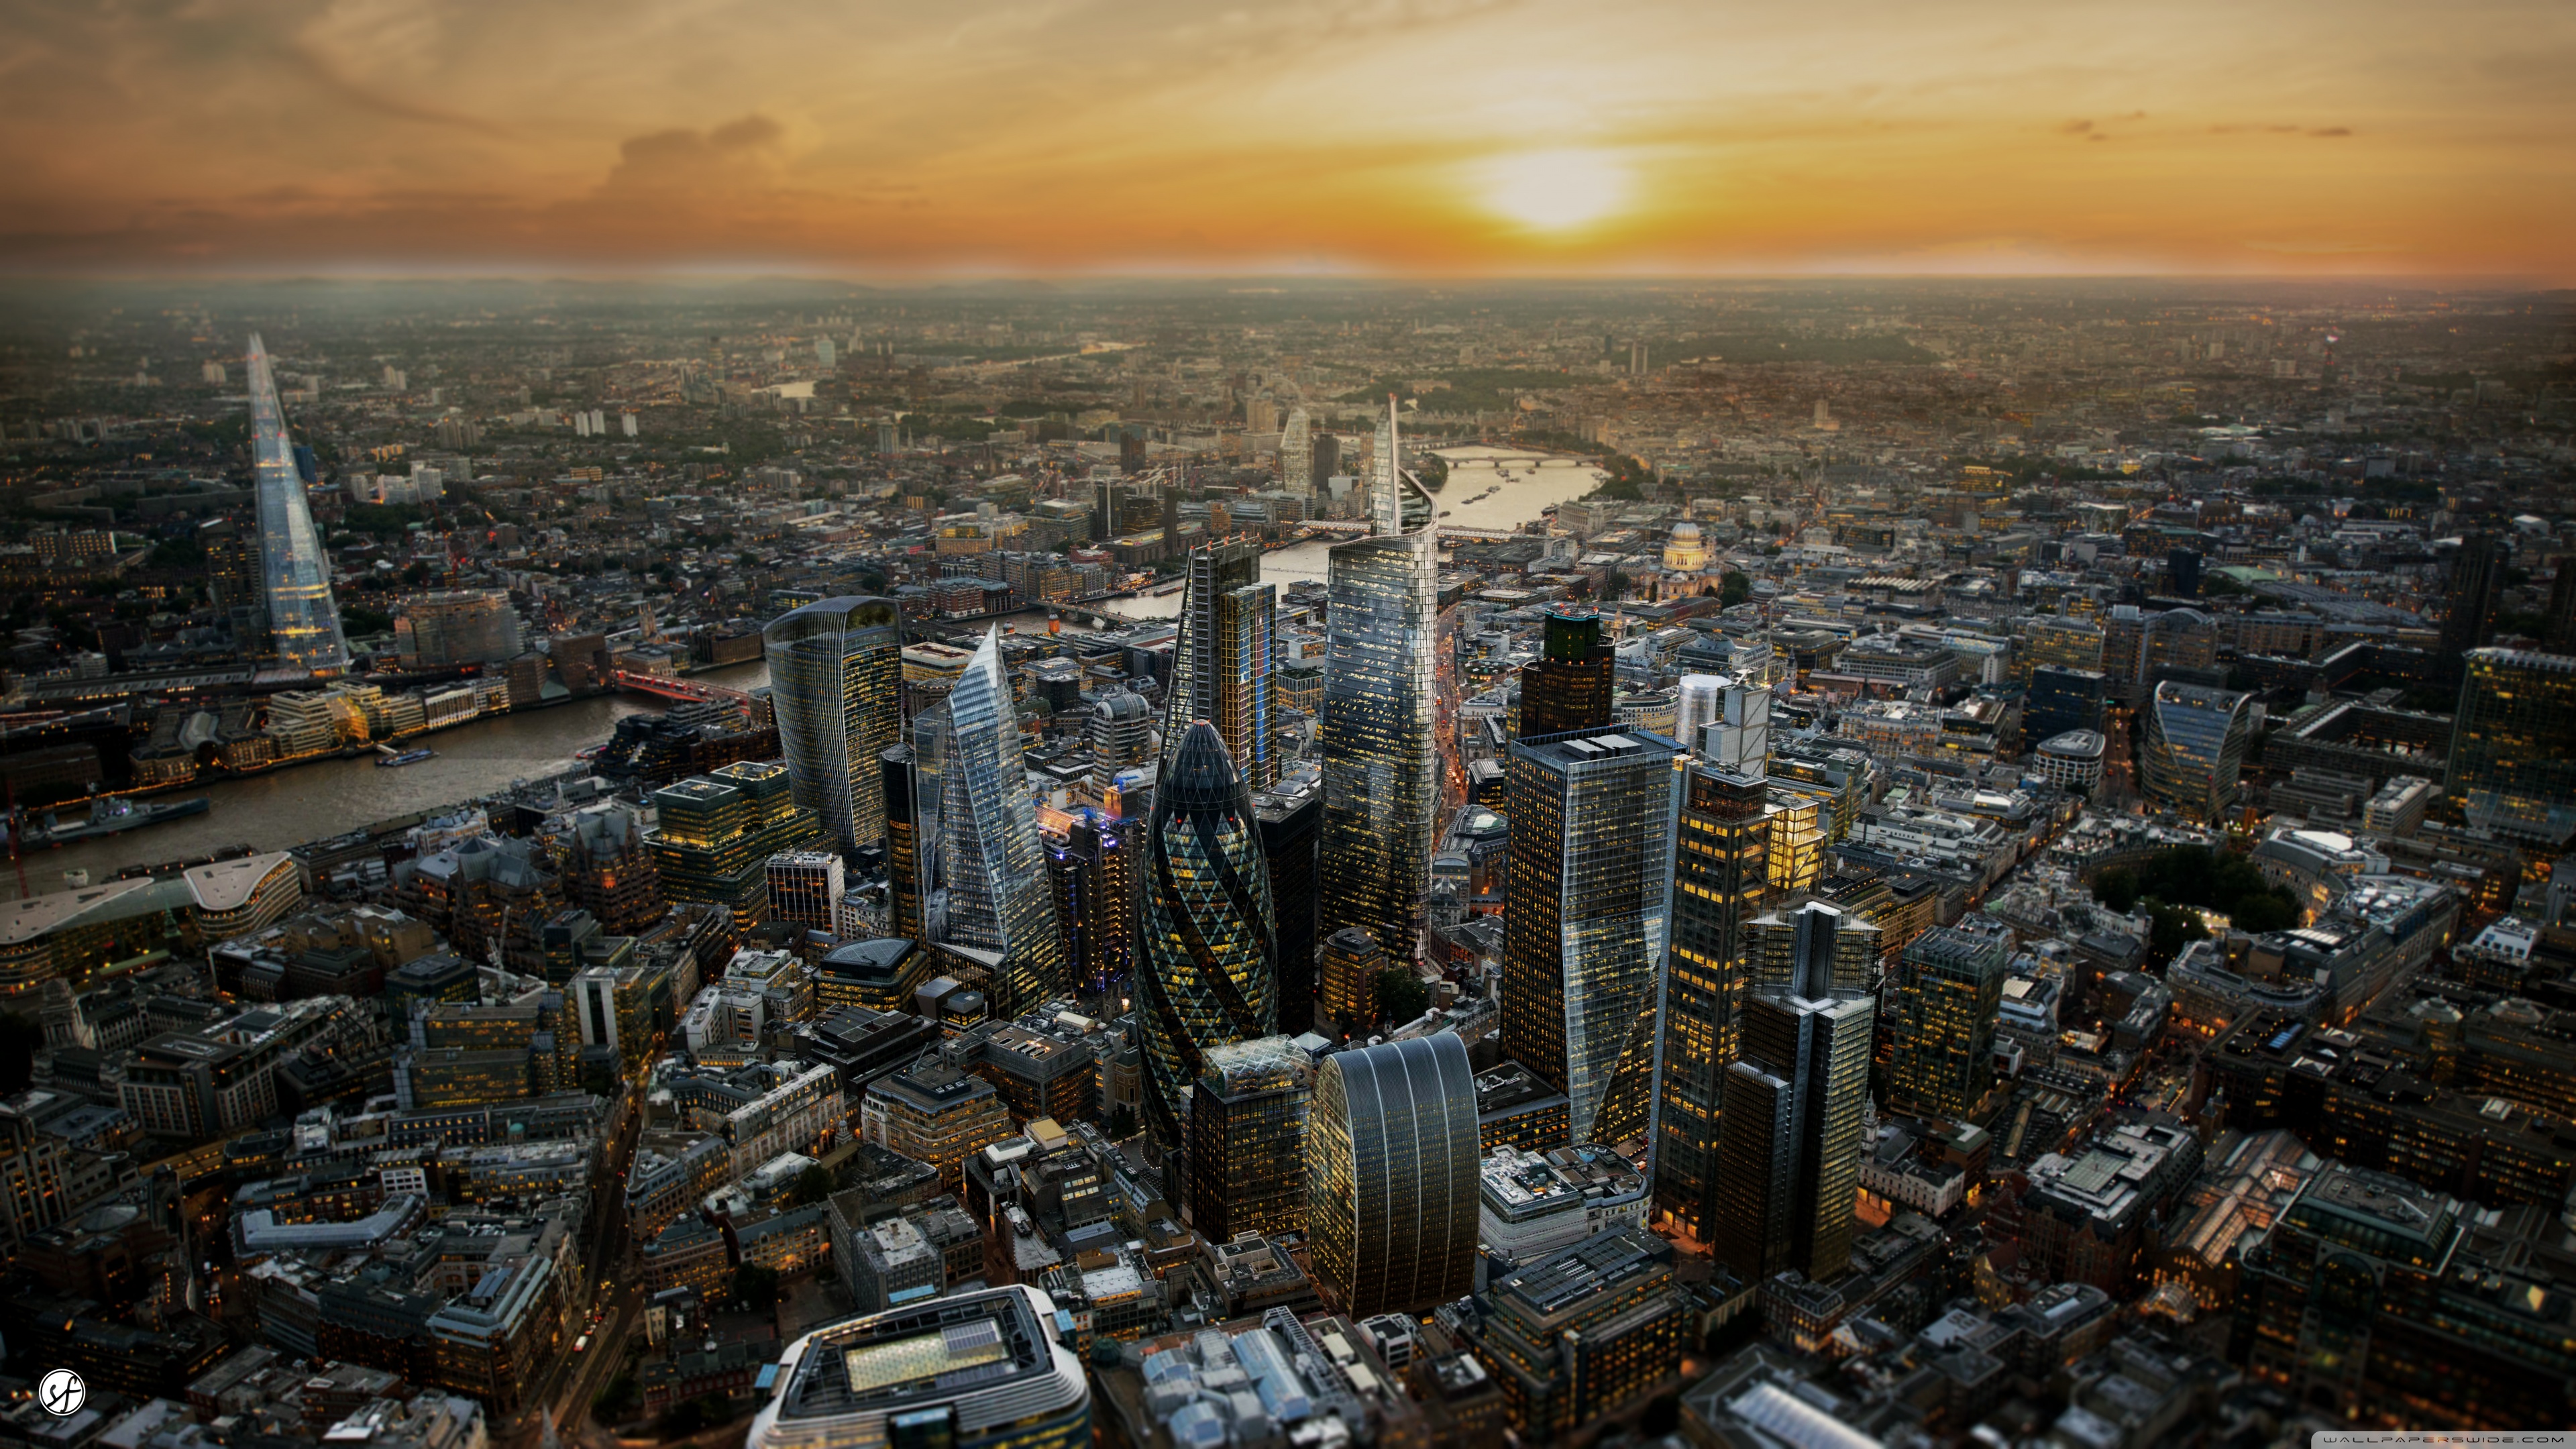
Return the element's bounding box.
[247,333,350,674]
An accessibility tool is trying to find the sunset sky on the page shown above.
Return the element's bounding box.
[2,0,2570,279]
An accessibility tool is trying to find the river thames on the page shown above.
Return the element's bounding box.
[14,449,1605,902]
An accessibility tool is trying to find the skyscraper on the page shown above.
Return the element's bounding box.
[1500,726,1684,1150]
[1653,765,1770,1240]
[1138,722,1277,1149]
[1318,403,1439,961]
[937,628,1064,1017]
[764,596,904,852]
[1045,807,1137,998]
[1307,1032,1481,1317]
[881,745,925,941]
[1711,902,1878,1285]
[1255,773,1323,1036]
[2447,647,2576,847]
[1519,608,1614,738]
[646,761,828,933]
[245,333,350,675]
[2439,531,2508,662]
[1279,406,1313,498]
[1165,536,1276,790]
[1884,925,2009,1120]
[1087,687,1154,792]
[1185,1035,1311,1244]
[2139,680,2254,823]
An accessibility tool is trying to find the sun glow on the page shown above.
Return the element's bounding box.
[1477,148,1632,232]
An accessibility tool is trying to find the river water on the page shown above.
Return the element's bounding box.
[18,450,1604,902]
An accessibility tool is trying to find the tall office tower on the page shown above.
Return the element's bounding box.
[764,596,904,852]
[1499,726,1684,1150]
[646,761,827,933]
[2447,647,2576,846]
[1884,925,2008,1118]
[765,851,845,935]
[1674,674,1726,754]
[1711,901,1878,1285]
[1746,901,1880,994]
[197,517,257,610]
[2545,566,2576,652]
[1318,404,1438,961]
[1311,431,1342,491]
[1653,765,1770,1240]
[1766,796,1823,893]
[1185,1035,1311,1244]
[1318,926,1387,1038]
[1255,773,1323,1036]
[1165,536,1276,790]
[1519,608,1615,738]
[2139,680,2255,823]
[938,629,1065,1017]
[881,745,925,942]
[1307,1032,1481,1317]
[1138,722,1277,1149]
[563,802,665,939]
[2439,531,2508,661]
[1087,687,1154,792]
[1279,406,1313,498]
[244,333,350,675]
[744,1285,1089,1449]
[1698,677,1772,775]
[395,590,523,668]
[2025,665,2108,745]
[1046,808,1137,998]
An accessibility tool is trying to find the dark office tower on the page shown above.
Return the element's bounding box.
[2546,566,2576,652]
[2440,531,2508,661]
[1653,765,1770,1240]
[764,596,904,852]
[1311,432,1342,490]
[1185,1036,1311,1244]
[2448,647,2576,846]
[1166,536,1277,789]
[939,629,1065,1017]
[1089,480,1127,542]
[1711,902,1878,1286]
[2025,665,2108,745]
[246,333,350,675]
[198,517,257,610]
[1318,926,1387,1038]
[1138,722,1277,1150]
[1500,726,1684,1150]
[1318,409,1440,961]
[881,745,924,942]
[1255,774,1324,1036]
[562,801,665,940]
[1518,608,1615,738]
[1047,809,1137,998]
[1884,926,2009,1120]
[1160,476,1179,535]
[1306,1032,1481,1317]
[2165,548,2202,598]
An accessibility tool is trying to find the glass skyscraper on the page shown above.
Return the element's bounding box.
[246,333,349,675]
[1654,765,1770,1240]
[1884,924,2009,1120]
[1306,1031,1481,1317]
[764,596,904,851]
[1500,726,1684,1150]
[1185,1034,1310,1244]
[2448,647,2576,847]
[1711,902,1878,1285]
[1139,721,1277,1149]
[1518,608,1614,738]
[1165,536,1276,790]
[938,628,1064,1017]
[1319,405,1439,960]
[2139,680,2254,822]
[1280,405,1313,498]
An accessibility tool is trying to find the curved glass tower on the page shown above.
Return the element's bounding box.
[246,333,348,675]
[764,596,904,851]
[1306,1031,1481,1317]
[1138,720,1277,1148]
[938,628,1065,1016]
[1318,402,1438,960]
[2139,680,2253,822]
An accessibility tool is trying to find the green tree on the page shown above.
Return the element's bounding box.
[733,1263,780,1313]
[2144,900,2209,963]
[1375,969,1430,1026]
[1719,570,1752,608]
[593,1374,641,1420]
[2092,867,2141,915]
[1107,1104,1138,1139]
[789,1164,835,1207]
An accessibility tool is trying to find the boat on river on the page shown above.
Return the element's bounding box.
[376,747,437,768]
[5,794,211,849]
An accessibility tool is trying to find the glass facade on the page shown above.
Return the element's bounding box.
[2447,647,2576,847]
[2025,664,2108,744]
[1653,765,1769,1238]
[2139,680,2253,822]
[1711,902,1878,1285]
[1318,475,1438,957]
[937,629,1065,1017]
[246,333,350,674]
[1500,727,1683,1149]
[646,762,827,928]
[1884,925,2008,1119]
[1306,1032,1481,1318]
[1139,722,1277,1149]
[1185,1035,1310,1243]
[1519,609,1614,738]
[765,596,904,851]
[745,1285,1088,1449]
[1165,537,1275,788]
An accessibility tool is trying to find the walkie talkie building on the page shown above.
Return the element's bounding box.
[246,333,349,675]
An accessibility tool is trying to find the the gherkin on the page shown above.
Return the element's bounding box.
[1138,720,1277,1150]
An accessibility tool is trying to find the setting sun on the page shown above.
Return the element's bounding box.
[1476,149,1633,233]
